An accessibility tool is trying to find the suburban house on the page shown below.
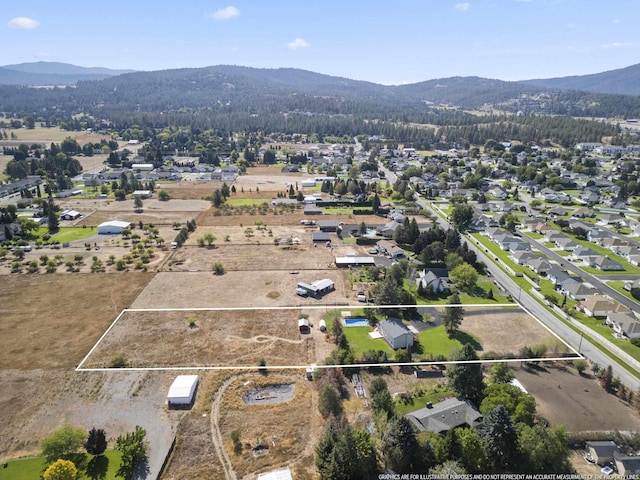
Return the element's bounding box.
[527,258,552,274]
[406,398,483,434]
[296,279,335,298]
[510,251,537,265]
[415,269,449,293]
[579,295,631,318]
[59,210,82,221]
[561,282,597,301]
[376,240,406,259]
[377,318,414,350]
[606,312,640,339]
[318,220,339,232]
[571,246,598,261]
[589,256,623,271]
[546,268,576,287]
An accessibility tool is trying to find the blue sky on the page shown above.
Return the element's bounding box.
[2,0,639,85]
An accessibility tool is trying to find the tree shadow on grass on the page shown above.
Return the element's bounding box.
[85,455,109,480]
[450,330,482,351]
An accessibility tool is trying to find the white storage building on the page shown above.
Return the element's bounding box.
[97,220,131,235]
[167,374,199,407]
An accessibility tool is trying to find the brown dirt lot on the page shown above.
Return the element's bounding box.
[460,308,573,358]
[63,198,210,227]
[0,273,153,369]
[132,270,354,309]
[220,375,316,479]
[0,273,156,457]
[514,363,640,432]
[81,310,315,369]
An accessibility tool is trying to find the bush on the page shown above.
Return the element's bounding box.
[110,355,129,368]
[212,262,225,275]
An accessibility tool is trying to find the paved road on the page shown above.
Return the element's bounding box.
[416,197,640,390]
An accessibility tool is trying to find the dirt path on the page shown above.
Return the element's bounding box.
[210,377,239,480]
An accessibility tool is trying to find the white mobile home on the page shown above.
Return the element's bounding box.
[167,374,199,407]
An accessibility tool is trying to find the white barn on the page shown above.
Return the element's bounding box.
[97,220,131,235]
[167,375,199,407]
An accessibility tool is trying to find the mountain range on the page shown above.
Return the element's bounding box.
[0,62,134,86]
[3,61,640,96]
[2,62,640,119]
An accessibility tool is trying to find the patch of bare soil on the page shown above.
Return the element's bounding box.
[0,273,153,369]
[132,271,355,309]
[514,363,640,432]
[219,375,316,479]
[81,310,314,369]
[459,308,572,357]
[0,273,156,457]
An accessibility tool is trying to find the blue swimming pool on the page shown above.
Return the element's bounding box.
[343,318,369,327]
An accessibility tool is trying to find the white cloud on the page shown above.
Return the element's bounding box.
[455,3,470,11]
[286,38,309,50]
[211,6,240,20]
[601,42,632,49]
[8,17,40,29]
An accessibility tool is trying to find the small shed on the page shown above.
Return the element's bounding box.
[97,220,131,235]
[167,374,199,407]
[298,318,310,334]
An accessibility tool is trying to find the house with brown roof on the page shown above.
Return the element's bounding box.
[579,295,630,318]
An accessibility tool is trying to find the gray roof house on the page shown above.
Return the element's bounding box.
[527,258,552,274]
[589,256,623,271]
[406,398,483,434]
[378,318,414,350]
[586,441,620,466]
[561,282,597,301]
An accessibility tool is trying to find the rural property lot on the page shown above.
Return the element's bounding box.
[459,308,573,358]
[0,273,160,457]
[81,309,315,369]
[514,364,640,432]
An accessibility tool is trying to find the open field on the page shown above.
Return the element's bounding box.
[460,308,571,357]
[0,273,153,369]
[133,270,354,309]
[81,309,315,369]
[0,273,176,458]
[1,126,113,145]
[514,363,640,432]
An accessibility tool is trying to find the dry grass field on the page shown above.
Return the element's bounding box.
[0,273,155,456]
[514,363,640,432]
[81,309,315,369]
[460,308,571,357]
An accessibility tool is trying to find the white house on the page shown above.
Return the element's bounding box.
[416,269,449,293]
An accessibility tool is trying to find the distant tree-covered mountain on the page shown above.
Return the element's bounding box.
[0,61,135,85]
[520,63,640,96]
[1,64,640,127]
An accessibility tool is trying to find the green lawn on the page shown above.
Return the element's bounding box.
[50,227,98,243]
[394,384,455,416]
[225,198,271,207]
[0,450,122,480]
[416,325,472,358]
[524,231,545,240]
[608,280,637,303]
